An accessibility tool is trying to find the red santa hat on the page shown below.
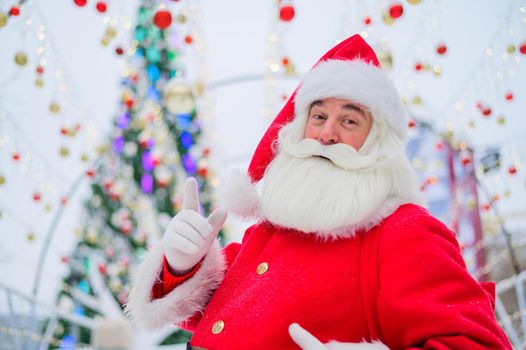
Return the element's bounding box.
[220,34,409,218]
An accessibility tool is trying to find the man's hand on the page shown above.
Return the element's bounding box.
[161,177,227,274]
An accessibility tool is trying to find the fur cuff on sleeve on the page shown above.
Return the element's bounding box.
[326,341,389,350]
[125,240,226,330]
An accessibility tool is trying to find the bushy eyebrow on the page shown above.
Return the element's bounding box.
[310,100,366,117]
[342,103,366,117]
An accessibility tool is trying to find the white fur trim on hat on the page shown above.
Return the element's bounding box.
[124,240,226,331]
[294,59,408,141]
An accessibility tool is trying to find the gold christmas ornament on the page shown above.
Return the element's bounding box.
[177,14,187,23]
[406,0,422,4]
[14,52,28,66]
[0,175,5,185]
[432,65,441,76]
[373,41,393,71]
[101,37,110,46]
[49,101,61,114]
[506,44,515,54]
[163,79,196,114]
[466,197,476,210]
[0,11,8,28]
[35,78,45,87]
[381,12,395,26]
[195,82,205,97]
[497,115,506,125]
[378,48,393,71]
[285,62,296,76]
[81,153,90,162]
[27,231,36,241]
[105,26,117,38]
[59,146,70,157]
[412,96,422,105]
[86,231,97,244]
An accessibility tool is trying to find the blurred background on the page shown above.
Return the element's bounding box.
[0,0,525,349]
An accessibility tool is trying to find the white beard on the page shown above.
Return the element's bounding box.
[260,118,423,238]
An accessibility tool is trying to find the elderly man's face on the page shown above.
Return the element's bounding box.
[304,97,373,150]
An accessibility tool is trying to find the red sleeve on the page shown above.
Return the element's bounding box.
[150,257,204,300]
[376,210,512,349]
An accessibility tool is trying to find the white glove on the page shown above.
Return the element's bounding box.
[289,323,389,350]
[161,177,227,274]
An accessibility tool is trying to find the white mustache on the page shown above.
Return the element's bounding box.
[280,137,380,170]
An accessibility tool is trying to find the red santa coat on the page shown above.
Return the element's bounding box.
[129,204,511,349]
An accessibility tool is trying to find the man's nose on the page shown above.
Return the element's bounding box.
[319,119,339,145]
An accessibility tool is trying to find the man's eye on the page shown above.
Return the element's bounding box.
[311,114,326,120]
[342,119,357,125]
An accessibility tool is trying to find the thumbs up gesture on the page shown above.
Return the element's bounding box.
[162,178,227,274]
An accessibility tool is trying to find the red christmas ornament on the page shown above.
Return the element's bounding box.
[476,101,483,110]
[115,46,124,55]
[482,108,492,117]
[103,180,113,191]
[60,127,68,135]
[461,156,471,167]
[520,43,526,55]
[157,178,169,188]
[482,203,491,212]
[124,98,134,109]
[408,119,416,128]
[505,92,513,101]
[61,256,70,264]
[508,165,517,175]
[198,167,208,178]
[36,66,44,74]
[363,16,372,25]
[153,9,172,29]
[86,168,95,178]
[33,192,42,202]
[435,141,444,151]
[389,3,404,19]
[279,5,295,22]
[282,57,290,66]
[184,35,193,44]
[98,263,107,275]
[122,223,132,235]
[74,0,88,7]
[61,196,69,206]
[414,62,423,71]
[202,147,211,157]
[9,6,21,16]
[436,43,447,55]
[95,1,107,13]
[12,152,21,161]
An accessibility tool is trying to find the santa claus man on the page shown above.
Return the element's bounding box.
[125,35,512,349]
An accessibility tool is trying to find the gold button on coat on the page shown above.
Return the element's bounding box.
[212,320,224,334]
[256,262,269,275]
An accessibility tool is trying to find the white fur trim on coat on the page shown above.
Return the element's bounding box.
[294,59,408,141]
[325,341,389,350]
[124,240,226,331]
[217,169,261,220]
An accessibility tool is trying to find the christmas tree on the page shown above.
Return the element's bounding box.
[51,0,216,347]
